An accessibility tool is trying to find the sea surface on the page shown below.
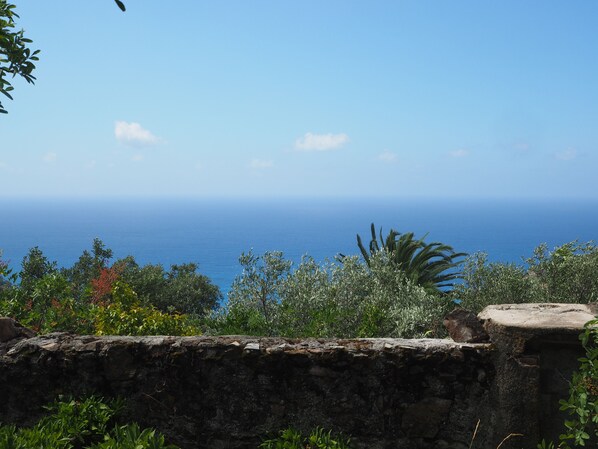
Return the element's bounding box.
[1,197,597,297]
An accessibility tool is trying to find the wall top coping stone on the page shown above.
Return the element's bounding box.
[478,303,597,332]
[1,332,492,359]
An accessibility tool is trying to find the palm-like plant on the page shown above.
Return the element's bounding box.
[356,223,466,294]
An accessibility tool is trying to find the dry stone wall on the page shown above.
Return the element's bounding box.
[0,303,595,449]
[0,334,495,449]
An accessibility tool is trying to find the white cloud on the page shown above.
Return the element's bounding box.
[514,143,530,152]
[295,132,349,151]
[43,152,57,163]
[249,159,274,169]
[131,153,144,162]
[449,149,469,158]
[85,160,97,169]
[555,148,577,161]
[378,150,397,162]
[115,121,160,147]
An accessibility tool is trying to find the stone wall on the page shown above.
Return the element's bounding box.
[479,303,597,449]
[0,303,595,449]
[1,334,494,449]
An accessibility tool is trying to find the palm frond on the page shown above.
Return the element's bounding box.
[356,222,466,294]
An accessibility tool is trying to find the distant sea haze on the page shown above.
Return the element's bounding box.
[1,197,597,296]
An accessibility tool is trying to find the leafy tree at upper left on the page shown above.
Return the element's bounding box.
[1,0,125,114]
[0,0,39,114]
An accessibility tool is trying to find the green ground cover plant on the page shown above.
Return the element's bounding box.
[0,396,178,449]
[259,427,352,449]
[0,397,352,449]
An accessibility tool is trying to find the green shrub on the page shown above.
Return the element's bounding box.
[0,251,17,292]
[454,241,598,313]
[0,396,118,449]
[0,272,94,334]
[527,242,598,304]
[0,424,70,449]
[89,423,178,449]
[207,251,449,338]
[118,258,221,316]
[0,243,210,336]
[278,254,449,338]
[260,427,352,449]
[92,281,202,336]
[537,317,598,449]
[38,396,123,446]
[453,252,541,312]
[61,238,114,303]
[557,317,598,448]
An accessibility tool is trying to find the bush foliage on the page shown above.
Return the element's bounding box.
[453,241,598,313]
[260,427,352,449]
[205,251,450,339]
[557,317,598,448]
[2,237,598,339]
[0,396,178,449]
[0,397,353,449]
[0,240,218,336]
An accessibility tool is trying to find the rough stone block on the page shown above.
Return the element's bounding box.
[402,397,453,438]
[444,308,489,343]
[0,317,35,343]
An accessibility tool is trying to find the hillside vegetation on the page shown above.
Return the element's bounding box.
[1,230,597,338]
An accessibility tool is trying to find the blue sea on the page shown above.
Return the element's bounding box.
[1,198,597,296]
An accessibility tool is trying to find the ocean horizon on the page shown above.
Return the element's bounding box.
[1,197,597,296]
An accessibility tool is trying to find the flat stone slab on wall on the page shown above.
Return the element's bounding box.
[0,334,494,449]
[479,303,597,334]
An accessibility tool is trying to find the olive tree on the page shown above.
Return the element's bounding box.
[453,241,598,312]
[208,251,450,338]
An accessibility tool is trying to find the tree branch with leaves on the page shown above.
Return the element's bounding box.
[0,0,39,114]
[0,0,125,114]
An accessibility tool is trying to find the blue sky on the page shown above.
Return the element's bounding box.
[1,0,597,198]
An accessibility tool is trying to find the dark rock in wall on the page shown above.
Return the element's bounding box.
[402,397,453,438]
[0,317,35,343]
[444,308,489,343]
